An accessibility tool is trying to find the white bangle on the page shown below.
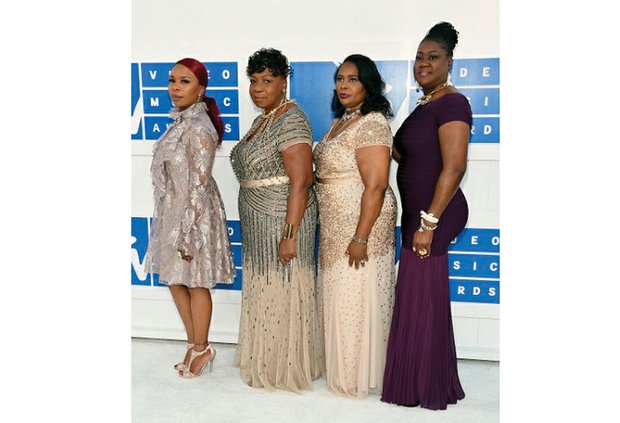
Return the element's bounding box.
[419,218,437,231]
[420,210,439,224]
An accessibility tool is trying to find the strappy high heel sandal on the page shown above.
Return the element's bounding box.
[173,343,194,371]
[178,343,216,378]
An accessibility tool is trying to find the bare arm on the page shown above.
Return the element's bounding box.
[279,143,314,264]
[413,120,469,256]
[347,144,391,268]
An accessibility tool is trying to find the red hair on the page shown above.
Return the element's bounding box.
[175,58,225,144]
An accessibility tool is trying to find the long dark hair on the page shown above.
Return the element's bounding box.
[175,58,225,144]
[331,54,393,119]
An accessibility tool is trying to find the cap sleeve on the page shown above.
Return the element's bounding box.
[277,108,314,152]
[354,114,393,150]
[437,93,473,127]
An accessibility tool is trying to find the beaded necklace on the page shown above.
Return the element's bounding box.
[245,98,295,143]
[261,98,295,136]
[325,105,363,141]
[417,80,453,105]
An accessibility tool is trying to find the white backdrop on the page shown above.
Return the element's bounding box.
[132,0,500,360]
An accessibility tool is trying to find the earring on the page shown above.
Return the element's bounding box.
[196,92,203,103]
[447,72,452,85]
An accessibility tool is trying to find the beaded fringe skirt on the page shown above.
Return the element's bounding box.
[233,186,323,392]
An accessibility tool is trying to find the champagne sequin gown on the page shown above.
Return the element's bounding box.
[144,102,235,288]
[230,103,323,392]
[313,111,397,398]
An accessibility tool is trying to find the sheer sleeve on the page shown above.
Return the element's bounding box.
[178,126,217,256]
[354,114,393,150]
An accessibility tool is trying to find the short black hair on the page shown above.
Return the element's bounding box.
[246,48,291,78]
[422,22,459,57]
[331,54,393,119]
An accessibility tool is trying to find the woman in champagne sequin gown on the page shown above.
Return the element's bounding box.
[230,48,323,392]
[313,55,397,398]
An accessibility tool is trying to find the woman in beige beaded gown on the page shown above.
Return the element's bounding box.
[313,54,397,398]
[230,48,323,392]
[144,58,235,378]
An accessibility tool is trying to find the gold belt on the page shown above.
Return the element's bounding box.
[240,175,290,188]
[316,177,362,185]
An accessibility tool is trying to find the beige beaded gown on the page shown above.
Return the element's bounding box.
[230,103,323,392]
[313,111,397,398]
[144,102,235,288]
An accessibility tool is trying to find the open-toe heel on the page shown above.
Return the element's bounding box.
[179,343,216,378]
[173,343,194,371]
[206,344,216,373]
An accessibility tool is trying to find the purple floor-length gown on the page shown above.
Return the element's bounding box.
[381,92,472,410]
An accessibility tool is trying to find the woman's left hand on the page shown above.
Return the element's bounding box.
[412,230,433,258]
[346,242,369,269]
[178,250,193,263]
[278,238,297,266]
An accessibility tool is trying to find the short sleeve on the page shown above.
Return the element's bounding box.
[277,109,314,152]
[354,115,393,150]
[437,94,473,127]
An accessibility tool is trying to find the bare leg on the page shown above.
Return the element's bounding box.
[187,287,215,374]
[169,285,195,366]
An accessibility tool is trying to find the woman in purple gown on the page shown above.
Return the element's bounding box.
[381,22,472,410]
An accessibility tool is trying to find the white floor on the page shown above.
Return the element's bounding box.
[132,338,499,423]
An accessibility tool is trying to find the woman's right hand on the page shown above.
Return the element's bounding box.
[178,250,193,263]
[278,238,297,266]
[346,241,369,269]
[412,229,433,258]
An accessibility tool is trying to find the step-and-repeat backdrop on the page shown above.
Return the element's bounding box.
[132,0,499,360]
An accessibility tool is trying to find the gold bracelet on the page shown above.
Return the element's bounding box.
[351,236,368,244]
[281,222,295,240]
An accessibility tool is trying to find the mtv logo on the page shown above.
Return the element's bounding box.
[290,60,410,141]
[131,63,143,140]
[375,60,409,123]
[290,62,337,141]
[131,217,159,286]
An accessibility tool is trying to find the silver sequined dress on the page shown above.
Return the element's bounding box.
[144,102,235,288]
[230,103,323,392]
[313,111,397,398]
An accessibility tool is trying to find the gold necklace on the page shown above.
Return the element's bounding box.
[245,98,295,142]
[417,80,453,105]
[261,98,294,136]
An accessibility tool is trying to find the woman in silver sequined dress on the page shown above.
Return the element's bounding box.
[144,58,235,378]
[230,48,323,392]
[313,54,397,398]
